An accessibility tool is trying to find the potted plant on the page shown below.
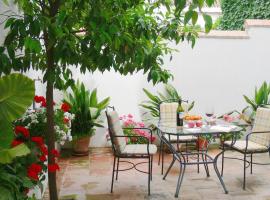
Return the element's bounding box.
[120,114,156,144]
[243,81,270,123]
[14,96,73,151]
[197,134,212,151]
[64,81,110,156]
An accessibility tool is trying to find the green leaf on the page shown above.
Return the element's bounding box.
[175,0,187,12]
[243,95,257,111]
[0,186,14,200]
[192,12,198,25]
[24,37,42,53]
[0,123,14,150]
[203,14,212,33]
[205,0,214,7]
[0,143,30,164]
[0,73,35,123]
[184,10,193,24]
[198,0,204,8]
[142,88,161,103]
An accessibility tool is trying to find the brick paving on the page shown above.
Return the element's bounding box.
[44,148,270,200]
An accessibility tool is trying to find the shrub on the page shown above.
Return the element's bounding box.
[219,0,270,30]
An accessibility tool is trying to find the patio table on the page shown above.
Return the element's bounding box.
[156,120,243,198]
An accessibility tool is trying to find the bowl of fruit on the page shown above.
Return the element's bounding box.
[184,115,203,128]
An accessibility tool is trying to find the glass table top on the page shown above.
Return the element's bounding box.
[155,120,243,136]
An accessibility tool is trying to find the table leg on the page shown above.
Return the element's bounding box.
[202,151,210,177]
[213,150,229,194]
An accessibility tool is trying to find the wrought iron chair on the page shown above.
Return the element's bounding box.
[158,100,199,175]
[222,107,270,189]
[105,107,157,195]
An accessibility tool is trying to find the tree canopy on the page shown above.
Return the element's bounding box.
[0,0,214,85]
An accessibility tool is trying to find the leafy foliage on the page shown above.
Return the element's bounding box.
[140,84,195,119]
[64,81,110,139]
[0,0,214,85]
[219,0,270,30]
[0,74,34,161]
[243,81,270,115]
[0,74,45,200]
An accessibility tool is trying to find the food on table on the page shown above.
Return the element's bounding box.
[195,121,203,127]
[184,115,202,121]
[187,121,195,128]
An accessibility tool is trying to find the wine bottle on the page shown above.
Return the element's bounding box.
[177,99,184,127]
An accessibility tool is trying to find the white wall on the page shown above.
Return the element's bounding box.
[79,22,270,147]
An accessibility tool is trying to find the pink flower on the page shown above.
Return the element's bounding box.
[127,114,133,118]
[150,136,156,142]
[137,122,145,128]
[223,114,234,122]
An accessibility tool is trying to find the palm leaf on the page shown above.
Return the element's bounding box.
[243,95,257,110]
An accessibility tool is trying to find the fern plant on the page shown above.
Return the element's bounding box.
[140,84,195,120]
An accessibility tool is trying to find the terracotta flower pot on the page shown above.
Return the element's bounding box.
[72,136,91,156]
[196,137,208,150]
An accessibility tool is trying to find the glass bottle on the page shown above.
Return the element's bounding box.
[177,99,184,127]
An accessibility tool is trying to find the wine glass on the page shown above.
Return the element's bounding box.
[205,106,214,125]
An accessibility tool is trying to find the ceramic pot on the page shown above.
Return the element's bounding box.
[196,137,208,150]
[72,136,91,156]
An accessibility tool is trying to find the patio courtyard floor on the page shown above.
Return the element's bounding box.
[52,148,270,200]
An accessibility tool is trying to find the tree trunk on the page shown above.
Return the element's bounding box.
[44,32,58,200]
[46,73,58,200]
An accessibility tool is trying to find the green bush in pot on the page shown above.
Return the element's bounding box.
[64,81,110,156]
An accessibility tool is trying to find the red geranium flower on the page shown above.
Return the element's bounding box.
[34,96,46,103]
[48,163,60,172]
[11,139,23,147]
[61,102,71,112]
[27,170,39,181]
[41,100,47,107]
[29,163,42,173]
[51,149,60,157]
[31,137,44,146]
[15,126,30,138]
[63,117,69,124]
[39,154,47,162]
[27,163,42,181]
[39,144,48,155]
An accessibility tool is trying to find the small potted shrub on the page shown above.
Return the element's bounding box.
[197,134,212,151]
[65,81,110,156]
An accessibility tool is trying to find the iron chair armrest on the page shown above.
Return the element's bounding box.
[244,131,270,153]
[122,127,153,143]
[111,135,150,155]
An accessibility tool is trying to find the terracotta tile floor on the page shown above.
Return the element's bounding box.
[46,148,270,200]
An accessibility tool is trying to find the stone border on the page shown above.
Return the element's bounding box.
[199,19,270,39]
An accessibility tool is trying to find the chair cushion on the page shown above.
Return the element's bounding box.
[250,107,270,147]
[224,140,268,153]
[160,102,178,125]
[122,144,157,155]
[164,134,197,142]
[106,111,126,152]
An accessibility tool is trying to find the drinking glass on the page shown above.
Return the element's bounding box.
[205,106,214,125]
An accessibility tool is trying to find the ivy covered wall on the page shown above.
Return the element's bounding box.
[219,0,270,30]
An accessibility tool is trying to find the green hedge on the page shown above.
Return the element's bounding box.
[219,0,270,30]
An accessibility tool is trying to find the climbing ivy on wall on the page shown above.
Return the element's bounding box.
[219,0,270,30]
